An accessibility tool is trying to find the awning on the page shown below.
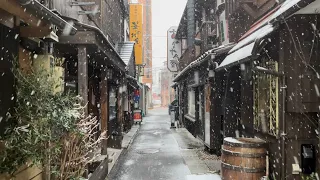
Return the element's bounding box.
[171,82,178,88]
[126,75,142,89]
[216,0,315,71]
[296,0,320,14]
[59,22,126,72]
[117,42,135,66]
[18,0,77,35]
[173,43,235,82]
[216,24,275,70]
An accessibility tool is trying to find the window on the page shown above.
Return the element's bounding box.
[188,89,195,117]
[253,58,279,136]
[109,87,117,120]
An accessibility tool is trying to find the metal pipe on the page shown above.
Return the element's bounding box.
[281,75,287,180]
[253,67,284,77]
[18,0,77,35]
[186,0,195,47]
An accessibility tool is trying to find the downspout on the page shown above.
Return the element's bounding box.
[281,75,287,180]
[187,0,195,47]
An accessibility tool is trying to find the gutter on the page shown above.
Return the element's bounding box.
[18,0,77,35]
[173,44,235,82]
[75,22,127,72]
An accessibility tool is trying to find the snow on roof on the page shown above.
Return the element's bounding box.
[217,42,255,70]
[216,25,275,70]
[229,24,274,54]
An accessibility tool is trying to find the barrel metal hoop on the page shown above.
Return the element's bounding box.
[222,149,266,158]
[221,163,266,173]
[223,140,267,148]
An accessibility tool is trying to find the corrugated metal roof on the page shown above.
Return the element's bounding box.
[117,42,135,66]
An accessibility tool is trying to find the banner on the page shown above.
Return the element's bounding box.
[129,4,143,65]
[167,26,181,72]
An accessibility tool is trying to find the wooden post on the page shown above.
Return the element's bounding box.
[195,87,200,136]
[100,69,108,155]
[78,46,88,115]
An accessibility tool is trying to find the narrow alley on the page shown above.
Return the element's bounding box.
[108,108,221,180]
[1,0,320,179]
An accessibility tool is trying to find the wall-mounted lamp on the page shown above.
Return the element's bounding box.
[208,60,218,78]
[194,70,199,84]
[209,69,215,78]
[211,54,215,60]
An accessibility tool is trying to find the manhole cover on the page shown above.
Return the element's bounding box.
[137,148,160,154]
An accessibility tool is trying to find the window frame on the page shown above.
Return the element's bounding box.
[187,88,196,117]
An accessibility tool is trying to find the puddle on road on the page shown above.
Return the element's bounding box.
[137,148,160,154]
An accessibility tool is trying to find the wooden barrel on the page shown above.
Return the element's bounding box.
[221,137,267,180]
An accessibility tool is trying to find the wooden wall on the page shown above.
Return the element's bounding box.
[247,14,320,180]
[280,15,320,113]
[223,66,241,138]
[101,0,124,44]
[52,0,92,25]
[227,9,254,43]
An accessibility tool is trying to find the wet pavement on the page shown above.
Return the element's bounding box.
[108,107,191,180]
[108,107,221,180]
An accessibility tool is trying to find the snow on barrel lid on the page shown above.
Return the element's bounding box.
[224,137,266,146]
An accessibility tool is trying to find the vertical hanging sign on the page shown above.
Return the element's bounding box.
[130,4,143,65]
[167,26,181,72]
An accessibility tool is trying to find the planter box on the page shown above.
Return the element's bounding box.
[0,163,43,180]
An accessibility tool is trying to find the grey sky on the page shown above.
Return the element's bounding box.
[152,0,187,69]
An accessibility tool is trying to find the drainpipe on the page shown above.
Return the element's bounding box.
[187,0,195,47]
[281,75,287,180]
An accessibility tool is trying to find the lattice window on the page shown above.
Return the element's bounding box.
[253,58,279,136]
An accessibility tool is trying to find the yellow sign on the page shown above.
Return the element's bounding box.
[129,4,143,65]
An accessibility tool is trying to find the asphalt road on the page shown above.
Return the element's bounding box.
[108,108,191,180]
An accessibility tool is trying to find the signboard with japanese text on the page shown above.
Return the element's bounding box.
[129,4,143,65]
[167,26,181,72]
[133,109,142,122]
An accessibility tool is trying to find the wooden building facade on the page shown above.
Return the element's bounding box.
[173,0,235,153]
[174,0,320,179]
[217,0,320,179]
[0,0,140,179]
